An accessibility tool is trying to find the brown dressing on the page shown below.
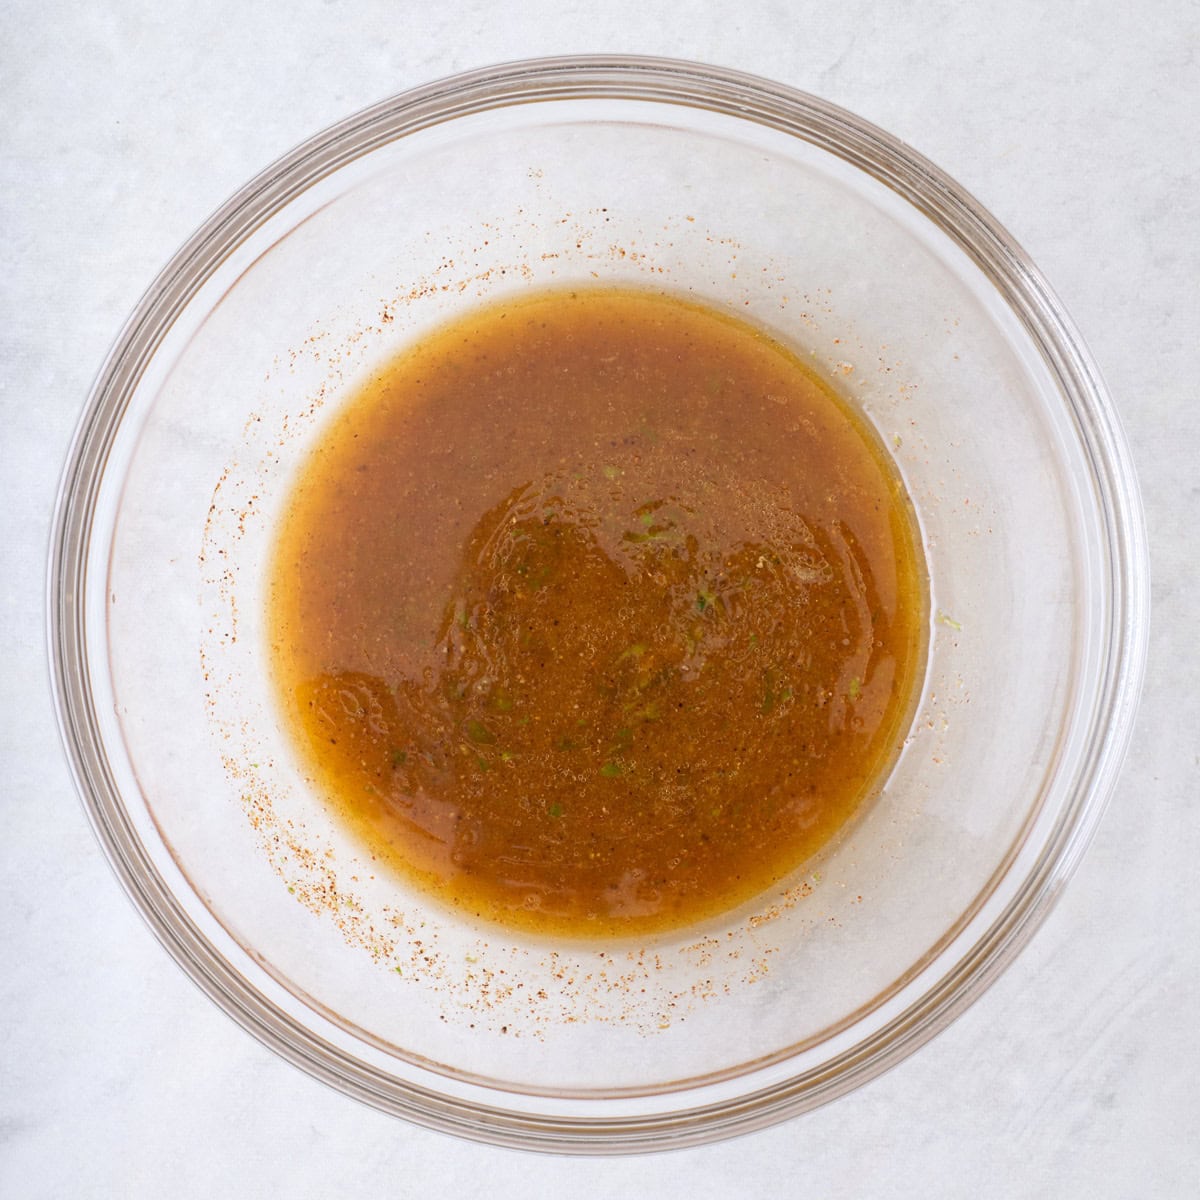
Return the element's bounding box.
[269,289,926,938]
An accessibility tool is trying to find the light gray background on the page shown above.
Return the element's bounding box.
[3,2,1196,1195]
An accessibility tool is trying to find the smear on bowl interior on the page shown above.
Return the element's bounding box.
[268,288,927,938]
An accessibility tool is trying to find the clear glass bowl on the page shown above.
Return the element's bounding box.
[49,56,1148,1153]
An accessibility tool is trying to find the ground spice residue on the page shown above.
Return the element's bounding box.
[197,213,934,1041]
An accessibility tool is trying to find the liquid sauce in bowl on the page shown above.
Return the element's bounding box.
[269,289,926,938]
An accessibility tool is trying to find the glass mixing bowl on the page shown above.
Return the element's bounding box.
[49,57,1148,1152]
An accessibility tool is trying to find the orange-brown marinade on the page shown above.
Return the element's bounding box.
[269,289,926,938]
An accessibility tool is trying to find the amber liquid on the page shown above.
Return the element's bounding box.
[269,289,926,938]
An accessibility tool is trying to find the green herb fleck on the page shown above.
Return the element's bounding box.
[548,802,565,818]
[465,718,496,744]
[696,587,716,613]
[624,527,680,545]
[937,612,963,632]
[391,747,408,767]
[599,761,623,778]
[761,668,777,714]
[848,677,861,700]
[603,464,621,481]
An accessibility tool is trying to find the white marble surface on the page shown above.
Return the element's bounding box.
[3,2,1197,1195]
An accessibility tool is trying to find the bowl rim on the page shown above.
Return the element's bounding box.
[47,54,1150,1154]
